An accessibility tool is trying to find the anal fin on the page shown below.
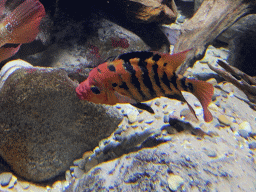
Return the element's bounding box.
[166,93,199,121]
[131,103,155,114]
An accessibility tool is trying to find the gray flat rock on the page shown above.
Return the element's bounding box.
[0,61,122,182]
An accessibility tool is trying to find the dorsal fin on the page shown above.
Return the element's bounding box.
[160,49,192,73]
[117,49,192,72]
[118,51,154,62]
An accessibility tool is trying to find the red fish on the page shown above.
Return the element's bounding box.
[0,0,7,16]
[76,50,214,122]
[0,0,45,62]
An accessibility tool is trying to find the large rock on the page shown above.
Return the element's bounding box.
[21,16,168,80]
[0,60,122,182]
[224,14,256,76]
[65,132,256,191]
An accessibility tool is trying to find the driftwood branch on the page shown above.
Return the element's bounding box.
[208,60,256,109]
[174,0,256,74]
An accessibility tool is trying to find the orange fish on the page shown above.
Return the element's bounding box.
[76,50,214,122]
[0,0,45,62]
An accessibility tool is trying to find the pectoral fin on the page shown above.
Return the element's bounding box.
[114,91,137,104]
[114,91,154,113]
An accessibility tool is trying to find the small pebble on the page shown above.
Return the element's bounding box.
[238,129,249,139]
[155,100,161,106]
[199,59,208,64]
[65,170,72,181]
[194,107,203,116]
[164,115,170,123]
[180,109,190,117]
[239,121,252,133]
[203,148,217,158]
[194,101,201,107]
[215,101,221,107]
[184,155,191,162]
[7,175,16,189]
[163,106,174,114]
[19,181,30,189]
[82,151,94,159]
[221,93,228,98]
[93,146,100,155]
[145,119,154,124]
[218,115,231,126]
[206,78,218,86]
[154,114,162,120]
[212,50,221,57]
[249,142,256,149]
[180,108,198,122]
[138,117,144,123]
[85,158,98,172]
[127,110,139,124]
[230,123,238,132]
[0,172,12,187]
[73,166,85,178]
[51,181,63,191]
[73,158,84,166]
[163,109,169,114]
[177,15,186,23]
[168,174,184,191]
[115,105,121,109]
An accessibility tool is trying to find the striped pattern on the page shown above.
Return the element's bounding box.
[106,51,183,102]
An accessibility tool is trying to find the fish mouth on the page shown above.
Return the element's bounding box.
[75,85,86,100]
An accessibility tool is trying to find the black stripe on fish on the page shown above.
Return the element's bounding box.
[165,93,185,101]
[187,82,194,92]
[170,73,178,90]
[152,53,161,62]
[138,59,156,98]
[123,61,146,100]
[112,83,118,87]
[118,80,135,101]
[180,77,194,92]
[119,51,154,62]
[119,81,129,90]
[161,72,172,91]
[152,63,165,94]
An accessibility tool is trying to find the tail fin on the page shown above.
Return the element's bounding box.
[185,78,214,122]
[2,0,45,44]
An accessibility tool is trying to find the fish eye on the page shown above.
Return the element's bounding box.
[90,86,101,94]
